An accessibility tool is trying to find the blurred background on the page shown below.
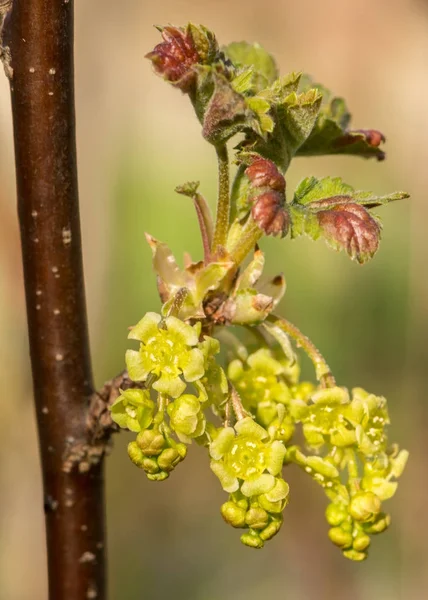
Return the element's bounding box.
[1,0,427,598]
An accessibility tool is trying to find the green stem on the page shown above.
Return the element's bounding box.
[229,384,248,421]
[267,314,336,388]
[212,144,230,252]
[229,217,263,265]
[229,163,246,223]
[346,450,360,495]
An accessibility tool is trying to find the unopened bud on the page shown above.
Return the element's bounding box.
[364,512,391,534]
[127,442,145,468]
[325,503,348,527]
[343,549,368,562]
[349,492,381,523]
[157,447,184,472]
[328,527,353,549]
[136,429,165,456]
[245,507,269,530]
[260,516,283,541]
[141,457,159,474]
[221,501,246,528]
[353,532,371,552]
[241,531,264,549]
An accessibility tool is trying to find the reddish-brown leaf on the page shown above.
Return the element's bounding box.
[316,203,381,263]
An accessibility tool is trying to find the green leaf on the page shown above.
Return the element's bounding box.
[289,177,409,264]
[223,41,278,92]
[258,72,302,102]
[245,88,322,171]
[297,76,386,160]
[231,67,255,95]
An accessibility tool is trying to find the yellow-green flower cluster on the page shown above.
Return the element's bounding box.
[111,312,227,477]
[110,312,407,560]
[209,416,288,547]
[228,348,300,443]
[285,386,409,560]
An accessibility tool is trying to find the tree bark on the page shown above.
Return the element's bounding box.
[3,1,106,598]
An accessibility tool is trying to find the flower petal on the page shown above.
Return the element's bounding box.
[209,427,235,460]
[265,478,289,502]
[110,403,129,429]
[210,460,239,493]
[241,474,275,497]
[266,441,286,475]
[121,388,152,407]
[235,417,268,441]
[125,349,150,381]
[128,312,161,342]
[181,348,205,382]
[153,374,186,398]
[165,316,199,346]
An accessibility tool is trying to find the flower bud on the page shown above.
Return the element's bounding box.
[349,492,381,523]
[328,527,353,549]
[245,507,269,530]
[157,447,184,472]
[325,503,348,527]
[241,531,264,549]
[353,533,371,552]
[140,457,159,474]
[147,471,169,482]
[127,442,145,468]
[364,512,391,534]
[260,516,283,541]
[221,501,246,528]
[136,429,165,456]
[342,549,367,562]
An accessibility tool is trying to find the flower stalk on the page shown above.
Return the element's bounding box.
[212,144,231,252]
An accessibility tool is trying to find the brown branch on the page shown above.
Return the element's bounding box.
[64,371,142,474]
[3,2,106,598]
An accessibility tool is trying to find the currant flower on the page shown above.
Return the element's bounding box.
[126,312,205,398]
[228,348,291,410]
[110,388,155,433]
[167,392,206,440]
[209,417,286,497]
[300,386,354,449]
[344,388,390,455]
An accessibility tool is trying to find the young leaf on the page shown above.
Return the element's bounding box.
[289,177,409,264]
[223,41,279,92]
[242,89,323,171]
[146,23,219,93]
[296,77,386,160]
